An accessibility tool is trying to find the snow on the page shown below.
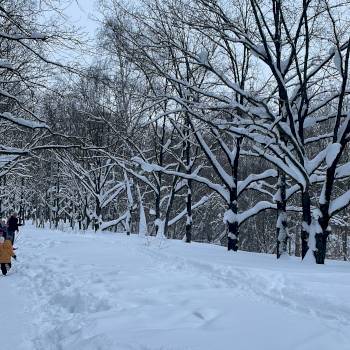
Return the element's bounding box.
[0,58,13,69]
[329,189,350,215]
[303,214,322,263]
[194,130,235,189]
[154,218,166,239]
[138,196,148,237]
[132,156,162,173]
[333,49,342,72]
[132,157,230,202]
[30,32,46,40]
[238,169,277,195]
[0,155,18,164]
[100,213,127,231]
[336,161,350,178]
[280,58,289,74]
[337,113,350,141]
[1,225,350,350]
[303,116,317,128]
[0,273,31,349]
[0,112,48,129]
[276,212,287,231]
[197,49,209,65]
[238,200,275,224]
[251,44,268,58]
[325,143,341,168]
[223,208,236,224]
[168,195,210,226]
[306,149,327,174]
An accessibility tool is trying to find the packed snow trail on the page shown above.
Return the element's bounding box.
[1,225,350,350]
[0,265,31,349]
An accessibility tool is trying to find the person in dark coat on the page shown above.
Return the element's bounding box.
[7,212,21,245]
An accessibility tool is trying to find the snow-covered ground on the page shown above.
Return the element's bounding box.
[1,225,350,350]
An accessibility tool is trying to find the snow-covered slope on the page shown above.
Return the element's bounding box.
[1,225,350,350]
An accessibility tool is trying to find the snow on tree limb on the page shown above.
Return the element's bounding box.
[100,213,128,231]
[238,169,278,196]
[168,195,211,226]
[329,190,350,216]
[0,112,48,129]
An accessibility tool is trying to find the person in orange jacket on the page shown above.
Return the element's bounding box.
[0,236,16,276]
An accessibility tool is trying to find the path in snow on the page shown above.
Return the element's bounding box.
[1,225,350,350]
[0,266,31,350]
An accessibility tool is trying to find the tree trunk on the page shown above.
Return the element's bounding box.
[301,189,312,259]
[276,173,288,258]
[342,230,348,261]
[227,219,239,251]
[55,177,60,229]
[314,204,331,264]
[155,190,161,236]
[227,138,240,251]
[94,201,101,231]
[184,113,192,243]
[314,231,329,264]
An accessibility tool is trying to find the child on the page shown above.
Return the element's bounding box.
[0,236,16,276]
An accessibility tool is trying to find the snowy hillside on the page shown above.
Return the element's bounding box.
[1,225,350,350]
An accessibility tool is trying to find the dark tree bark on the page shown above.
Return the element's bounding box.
[185,114,193,243]
[276,173,288,258]
[227,138,241,251]
[301,189,312,259]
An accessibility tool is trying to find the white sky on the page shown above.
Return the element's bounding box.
[64,0,99,38]
[51,0,101,65]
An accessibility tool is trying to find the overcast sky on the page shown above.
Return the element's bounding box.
[65,0,99,38]
[56,0,100,64]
